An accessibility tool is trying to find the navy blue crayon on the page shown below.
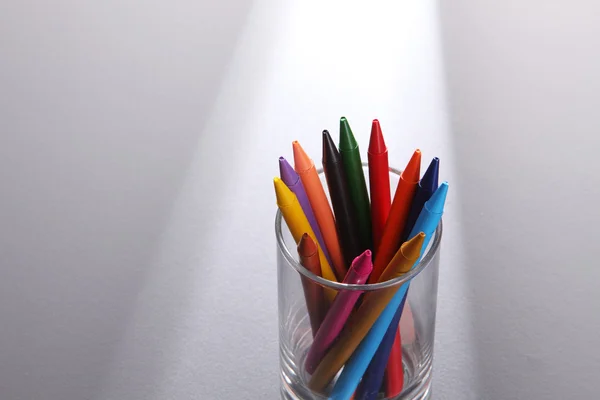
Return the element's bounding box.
[401,157,439,242]
[354,294,408,400]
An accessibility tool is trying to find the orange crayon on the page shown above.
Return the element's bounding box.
[368,150,421,284]
[293,141,347,280]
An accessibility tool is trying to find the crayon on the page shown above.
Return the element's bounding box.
[329,278,409,400]
[274,177,338,302]
[383,182,449,398]
[280,156,332,267]
[329,235,432,399]
[332,185,447,399]
[384,327,404,397]
[339,117,372,252]
[367,119,391,254]
[407,183,448,259]
[323,130,362,266]
[354,294,407,400]
[298,234,328,338]
[293,141,347,280]
[305,250,373,374]
[307,233,425,393]
[384,156,440,395]
[368,150,421,284]
[401,157,439,242]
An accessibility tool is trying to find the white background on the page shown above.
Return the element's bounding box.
[1,1,599,399]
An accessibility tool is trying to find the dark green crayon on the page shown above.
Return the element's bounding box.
[339,117,372,252]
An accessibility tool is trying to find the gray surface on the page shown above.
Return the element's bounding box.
[438,1,600,398]
[1,1,599,399]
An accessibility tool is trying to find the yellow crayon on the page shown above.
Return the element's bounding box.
[274,177,338,301]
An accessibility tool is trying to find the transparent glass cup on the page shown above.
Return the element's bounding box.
[276,165,442,400]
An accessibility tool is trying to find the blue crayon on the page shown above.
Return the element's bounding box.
[401,157,439,242]
[329,182,449,400]
[329,282,411,400]
[407,181,448,253]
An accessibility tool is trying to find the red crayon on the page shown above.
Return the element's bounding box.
[386,329,404,396]
[368,120,391,255]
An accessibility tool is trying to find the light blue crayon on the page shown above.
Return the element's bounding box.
[329,281,410,400]
[329,182,449,400]
[407,181,449,258]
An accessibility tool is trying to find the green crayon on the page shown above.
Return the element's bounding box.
[339,117,372,252]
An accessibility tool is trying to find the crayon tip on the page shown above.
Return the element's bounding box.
[368,119,387,154]
[351,250,374,275]
[420,157,440,192]
[292,140,314,173]
[425,182,448,214]
[298,233,319,258]
[322,130,341,164]
[339,117,358,151]
[401,232,426,261]
[279,156,300,187]
[401,149,422,183]
[274,177,297,208]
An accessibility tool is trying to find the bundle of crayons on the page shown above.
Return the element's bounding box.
[273,117,449,400]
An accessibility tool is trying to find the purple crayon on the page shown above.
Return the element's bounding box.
[279,156,334,273]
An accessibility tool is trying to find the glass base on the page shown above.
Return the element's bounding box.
[280,348,433,400]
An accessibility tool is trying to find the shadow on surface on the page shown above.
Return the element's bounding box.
[0,1,255,399]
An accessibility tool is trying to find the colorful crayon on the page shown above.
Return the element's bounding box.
[339,117,372,252]
[280,157,332,268]
[384,156,440,395]
[293,141,347,280]
[368,150,421,284]
[298,234,328,338]
[384,182,449,398]
[368,119,391,254]
[305,250,372,374]
[274,177,338,301]
[307,233,424,393]
[323,130,362,266]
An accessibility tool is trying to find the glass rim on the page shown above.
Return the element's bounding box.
[274,164,443,292]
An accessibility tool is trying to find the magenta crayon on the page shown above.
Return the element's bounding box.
[304,250,373,374]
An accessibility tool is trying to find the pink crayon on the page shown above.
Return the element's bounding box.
[304,250,373,374]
